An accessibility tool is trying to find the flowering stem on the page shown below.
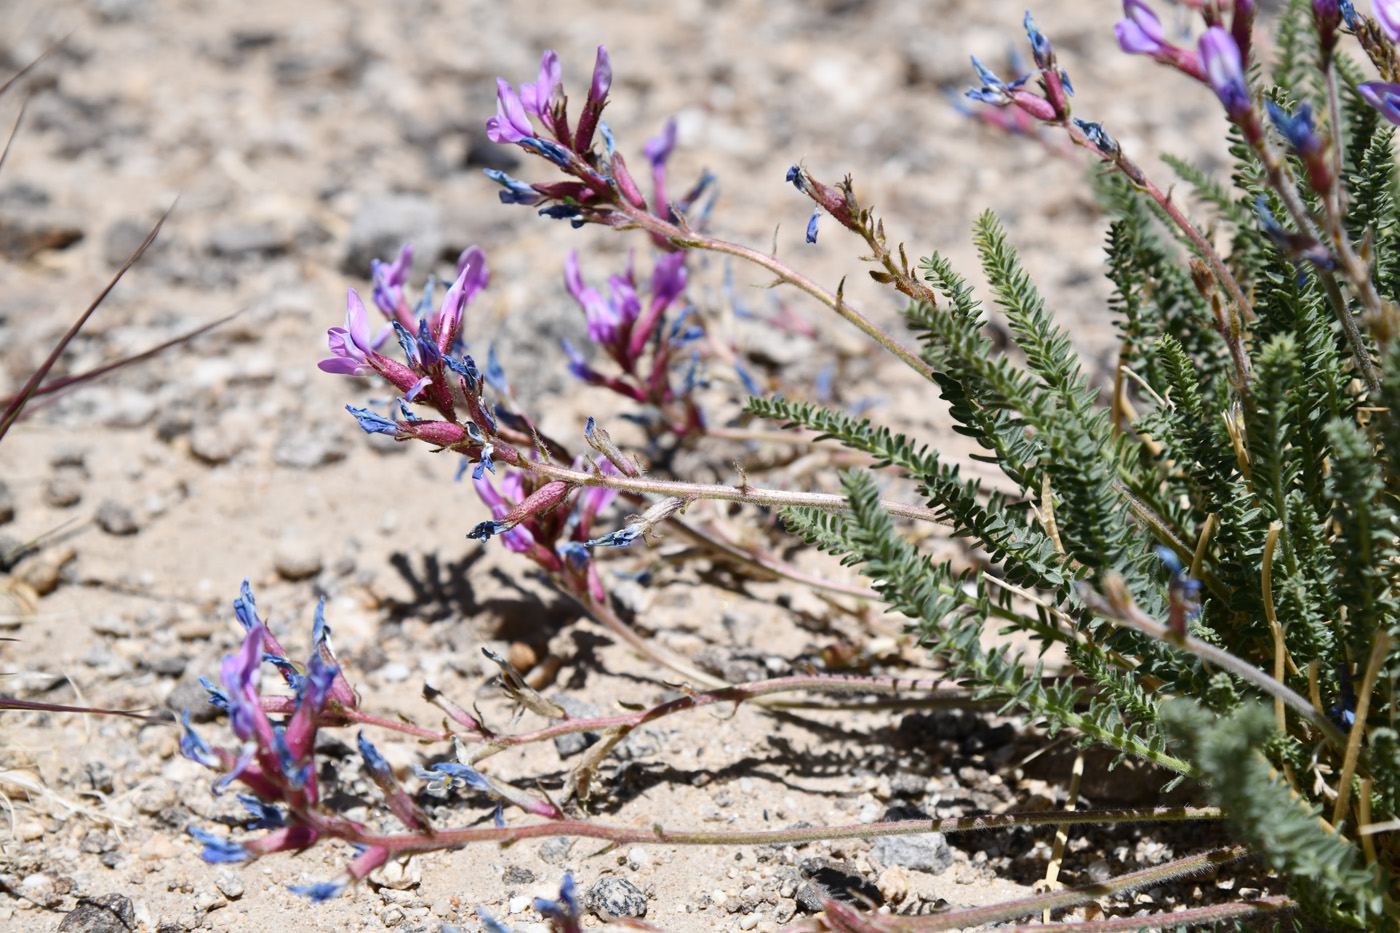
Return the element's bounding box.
[519,457,947,524]
[1250,134,1382,392]
[1066,122,1255,324]
[607,198,938,382]
[310,806,1225,856]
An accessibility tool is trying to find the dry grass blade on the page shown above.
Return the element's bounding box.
[0,95,26,179]
[0,34,69,101]
[0,698,167,724]
[0,203,174,444]
[0,308,241,412]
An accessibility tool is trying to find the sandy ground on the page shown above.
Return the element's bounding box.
[0,1,1255,931]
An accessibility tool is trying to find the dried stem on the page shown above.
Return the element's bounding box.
[519,456,947,525]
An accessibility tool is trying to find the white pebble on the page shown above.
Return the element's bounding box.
[508,895,531,915]
[739,914,760,930]
[627,847,648,870]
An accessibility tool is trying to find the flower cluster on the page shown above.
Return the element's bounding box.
[183,584,397,901]
[484,47,713,232]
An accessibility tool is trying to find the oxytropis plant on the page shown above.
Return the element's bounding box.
[179,1,1400,929]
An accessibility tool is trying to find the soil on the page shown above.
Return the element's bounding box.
[0,1,1269,932]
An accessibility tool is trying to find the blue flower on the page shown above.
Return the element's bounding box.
[557,540,591,569]
[1073,119,1119,157]
[785,165,804,191]
[415,761,494,796]
[805,208,820,244]
[1265,100,1321,157]
[586,523,644,548]
[238,795,285,830]
[178,712,220,769]
[467,520,506,542]
[188,826,248,864]
[233,579,260,631]
[288,878,349,902]
[477,907,515,933]
[357,731,392,780]
[484,169,543,206]
[346,405,404,437]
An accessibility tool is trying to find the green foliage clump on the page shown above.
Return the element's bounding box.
[745,10,1400,927]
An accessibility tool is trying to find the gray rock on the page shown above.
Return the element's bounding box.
[538,836,574,865]
[869,805,950,875]
[273,538,323,581]
[214,868,244,900]
[583,877,647,922]
[164,678,221,723]
[0,480,13,524]
[795,858,881,913]
[870,834,951,875]
[95,501,139,536]
[57,893,135,932]
[501,865,535,885]
[189,424,234,464]
[46,468,84,508]
[208,223,288,259]
[552,695,601,759]
[341,194,442,278]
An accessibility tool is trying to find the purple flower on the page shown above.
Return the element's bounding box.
[1359,81,1400,125]
[370,244,413,320]
[433,247,489,352]
[472,472,536,554]
[1199,27,1251,121]
[1377,0,1400,41]
[564,250,624,346]
[805,208,821,244]
[588,46,612,104]
[318,290,379,376]
[486,78,534,144]
[1115,0,1167,54]
[518,51,561,115]
[644,118,678,171]
[221,621,266,743]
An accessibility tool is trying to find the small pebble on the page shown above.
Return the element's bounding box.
[739,913,760,930]
[627,847,648,871]
[584,877,647,921]
[508,895,531,915]
[378,661,411,683]
[189,425,235,464]
[95,501,139,536]
[273,539,323,581]
[45,471,84,508]
[214,869,244,900]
